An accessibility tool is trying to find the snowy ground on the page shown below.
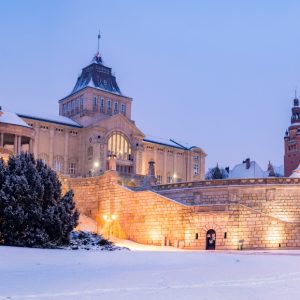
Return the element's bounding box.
[1,241,300,300]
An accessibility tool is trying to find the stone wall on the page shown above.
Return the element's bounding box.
[61,173,300,250]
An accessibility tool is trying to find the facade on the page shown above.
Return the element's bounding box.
[284,96,300,176]
[0,51,206,183]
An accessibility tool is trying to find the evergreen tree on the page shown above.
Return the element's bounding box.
[205,164,229,180]
[0,152,79,247]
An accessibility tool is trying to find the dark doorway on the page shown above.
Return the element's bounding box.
[206,229,216,250]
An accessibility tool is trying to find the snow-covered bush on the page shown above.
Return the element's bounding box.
[65,231,129,251]
[0,152,79,248]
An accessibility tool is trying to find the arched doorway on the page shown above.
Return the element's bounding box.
[206,229,216,250]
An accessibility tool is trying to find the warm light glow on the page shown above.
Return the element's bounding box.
[94,161,99,168]
[103,214,116,223]
[173,174,177,179]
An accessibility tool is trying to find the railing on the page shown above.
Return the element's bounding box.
[153,177,300,191]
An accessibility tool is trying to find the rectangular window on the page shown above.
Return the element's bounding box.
[194,156,199,162]
[80,96,84,111]
[107,99,112,114]
[100,97,105,113]
[114,102,119,114]
[69,162,76,175]
[156,175,163,184]
[193,164,199,175]
[93,96,98,112]
[121,103,126,115]
[167,176,172,184]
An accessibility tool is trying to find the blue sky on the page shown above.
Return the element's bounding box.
[0,0,299,170]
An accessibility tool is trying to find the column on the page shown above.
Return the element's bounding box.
[29,139,33,153]
[0,133,3,147]
[33,126,39,159]
[173,151,177,180]
[49,127,54,167]
[14,135,18,154]
[64,131,69,174]
[163,149,167,184]
[18,136,22,154]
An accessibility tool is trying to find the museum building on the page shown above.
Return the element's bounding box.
[0,50,206,184]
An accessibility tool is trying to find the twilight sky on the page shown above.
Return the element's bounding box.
[0,0,299,170]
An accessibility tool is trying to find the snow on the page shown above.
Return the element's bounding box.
[229,160,266,179]
[17,112,81,127]
[144,136,188,150]
[1,242,300,300]
[290,163,300,178]
[0,110,31,128]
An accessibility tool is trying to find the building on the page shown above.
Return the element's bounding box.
[284,95,300,176]
[0,45,206,183]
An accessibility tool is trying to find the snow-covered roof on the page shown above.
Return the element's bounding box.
[17,113,82,128]
[0,110,31,128]
[229,161,266,179]
[69,54,123,97]
[144,136,197,150]
[290,164,300,178]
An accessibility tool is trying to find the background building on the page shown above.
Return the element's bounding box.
[284,95,300,176]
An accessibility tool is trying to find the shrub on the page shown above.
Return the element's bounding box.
[0,152,79,247]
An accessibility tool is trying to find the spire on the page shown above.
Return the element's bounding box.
[97,30,101,54]
[294,87,299,107]
[91,31,102,64]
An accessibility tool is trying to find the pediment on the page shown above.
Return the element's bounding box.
[88,114,145,139]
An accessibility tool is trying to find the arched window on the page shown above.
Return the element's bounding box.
[54,156,64,172]
[108,132,132,160]
[38,153,49,165]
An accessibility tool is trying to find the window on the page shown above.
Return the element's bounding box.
[156,175,163,184]
[121,103,126,115]
[87,146,93,160]
[114,102,119,114]
[193,164,199,175]
[69,162,76,175]
[80,96,84,111]
[93,96,98,112]
[194,155,199,162]
[38,153,49,164]
[108,132,132,160]
[54,156,63,172]
[167,176,173,184]
[67,102,71,112]
[107,99,112,114]
[100,97,105,113]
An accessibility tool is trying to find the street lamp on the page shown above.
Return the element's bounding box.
[103,214,116,239]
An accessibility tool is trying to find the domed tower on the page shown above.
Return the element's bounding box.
[284,93,300,176]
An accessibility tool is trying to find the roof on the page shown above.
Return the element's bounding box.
[70,53,122,97]
[229,161,266,179]
[17,113,82,128]
[0,110,31,128]
[290,164,300,178]
[144,136,197,151]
